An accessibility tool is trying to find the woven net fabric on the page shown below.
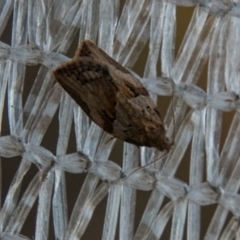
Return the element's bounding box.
[0,0,240,239]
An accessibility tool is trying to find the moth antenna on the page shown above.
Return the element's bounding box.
[171,80,176,146]
[123,151,169,181]
[123,80,176,181]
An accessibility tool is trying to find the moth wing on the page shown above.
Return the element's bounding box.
[75,40,131,75]
[53,57,118,133]
[108,70,167,147]
[74,39,164,131]
[53,40,171,151]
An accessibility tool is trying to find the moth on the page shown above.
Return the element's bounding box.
[53,40,172,152]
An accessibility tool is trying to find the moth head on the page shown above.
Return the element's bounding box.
[145,125,173,152]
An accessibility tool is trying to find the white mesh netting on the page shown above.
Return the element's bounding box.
[0,0,240,239]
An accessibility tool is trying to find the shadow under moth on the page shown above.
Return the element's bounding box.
[53,40,172,152]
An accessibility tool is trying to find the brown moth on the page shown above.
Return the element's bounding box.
[53,40,172,152]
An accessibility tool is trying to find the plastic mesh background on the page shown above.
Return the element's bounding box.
[0,1,240,240]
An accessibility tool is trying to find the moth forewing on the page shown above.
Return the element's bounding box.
[53,39,172,152]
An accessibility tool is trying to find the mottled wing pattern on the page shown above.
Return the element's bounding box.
[53,39,172,151]
[109,68,170,150]
[53,57,118,133]
[75,40,130,75]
